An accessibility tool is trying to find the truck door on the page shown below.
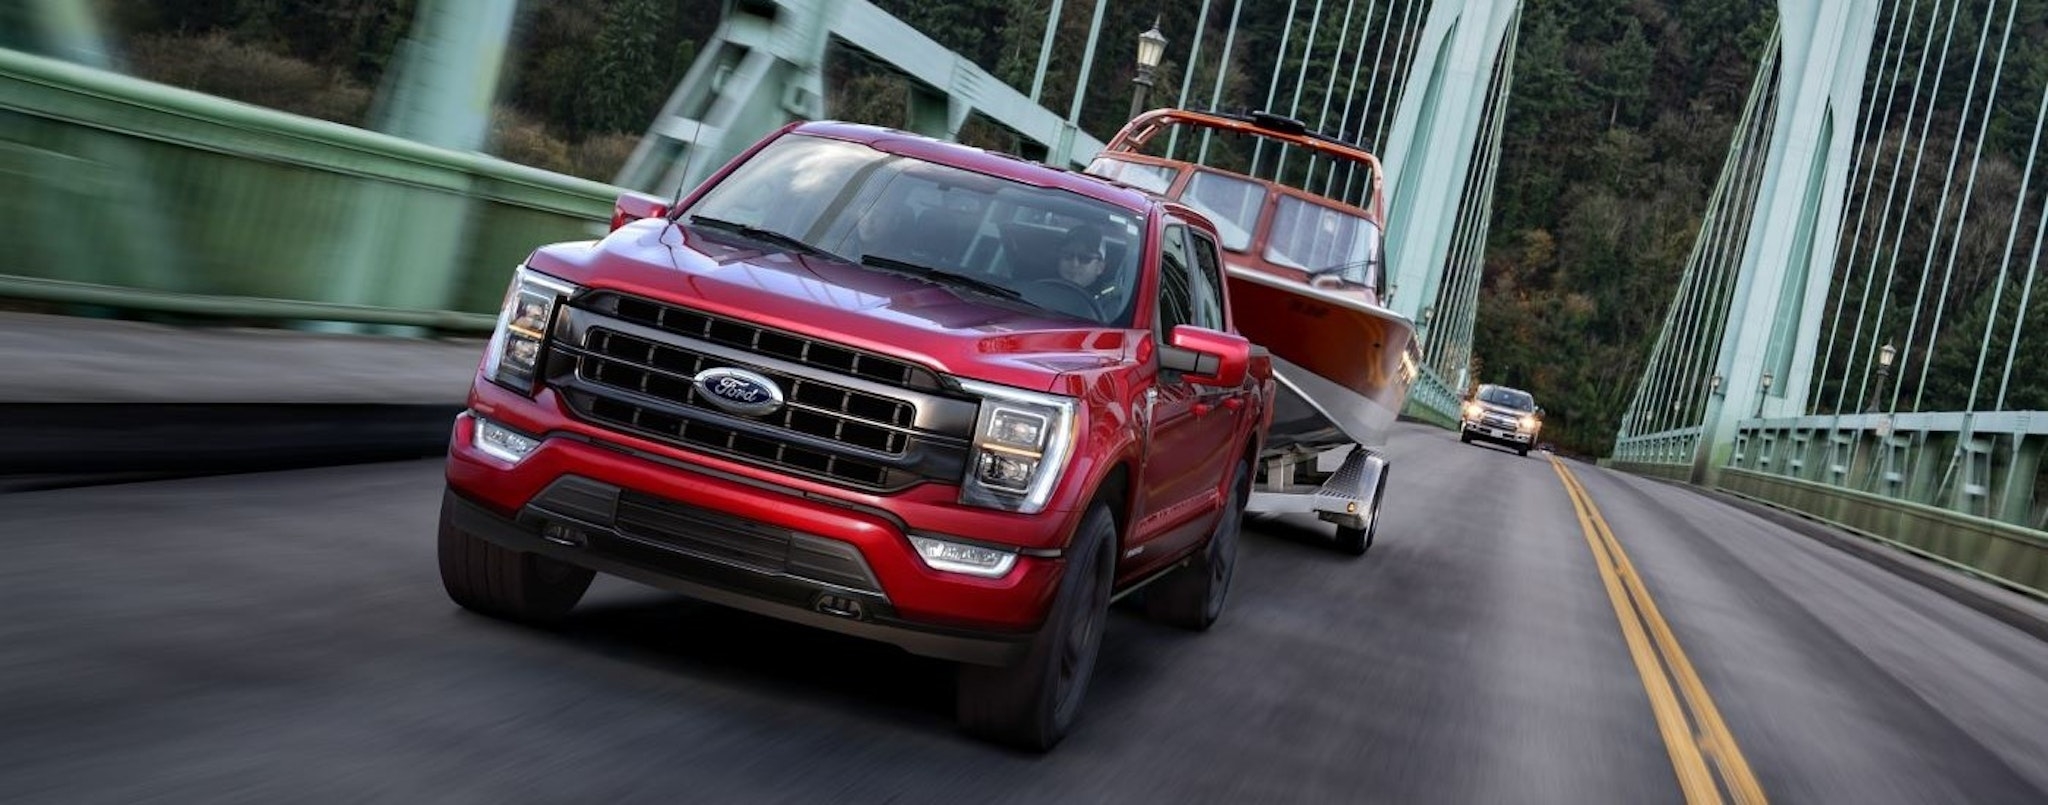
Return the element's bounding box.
[1132,224,1239,574]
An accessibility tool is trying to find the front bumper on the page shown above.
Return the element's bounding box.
[445,409,1069,665]
[1461,419,1534,446]
[442,486,1033,665]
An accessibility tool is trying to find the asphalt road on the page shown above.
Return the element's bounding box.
[4,423,2046,804]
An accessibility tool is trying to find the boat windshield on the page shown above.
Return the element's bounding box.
[1086,159,1178,194]
[1478,386,1536,411]
[1181,169,1264,251]
[1265,195,1382,284]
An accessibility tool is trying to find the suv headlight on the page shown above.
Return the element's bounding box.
[1519,414,1538,431]
[483,267,579,395]
[1462,402,1483,421]
[956,379,1077,514]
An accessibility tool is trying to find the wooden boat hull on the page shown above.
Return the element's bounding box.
[1226,266,1417,454]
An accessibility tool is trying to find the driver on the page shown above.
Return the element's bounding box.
[1056,223,1118,305]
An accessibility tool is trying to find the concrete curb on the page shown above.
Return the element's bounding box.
[1703,485,2048,644]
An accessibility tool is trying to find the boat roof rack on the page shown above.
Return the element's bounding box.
[1190,108,1369,153]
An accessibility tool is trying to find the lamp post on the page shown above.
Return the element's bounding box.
[1865,342,1895,413]
[1755,370,1773,418]
[1129,20,1168,121]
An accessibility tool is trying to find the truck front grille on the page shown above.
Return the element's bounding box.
[582,395,893,489]
[599,294,943,392]
[549,293,974,493]
[581,327,912,454]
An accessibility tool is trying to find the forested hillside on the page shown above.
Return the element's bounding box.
[98,0,1778,455]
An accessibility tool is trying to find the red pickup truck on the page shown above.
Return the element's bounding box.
[437,120,1274,749]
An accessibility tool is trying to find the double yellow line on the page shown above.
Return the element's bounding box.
[1550,457,1767,805]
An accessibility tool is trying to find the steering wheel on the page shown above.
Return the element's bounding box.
[1022,278,1104,322]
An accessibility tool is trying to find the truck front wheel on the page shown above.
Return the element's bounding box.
[957,501,1115,751]
[438,500,594,623]
[1145,458,1248,630]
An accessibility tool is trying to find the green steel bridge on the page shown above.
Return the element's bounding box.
[3,0,2043,600]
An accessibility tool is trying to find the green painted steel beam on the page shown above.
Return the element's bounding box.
[1,46,617,325]
[618,0,1106,196]
[1696,0,1883,484]
[1382,0,1520,334]
[320,0,520,331]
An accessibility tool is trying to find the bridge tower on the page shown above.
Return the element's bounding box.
[1690,1,1884,480]
[1379,0,1525,421]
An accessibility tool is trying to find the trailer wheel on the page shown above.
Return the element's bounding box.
[1335,469,1387,556]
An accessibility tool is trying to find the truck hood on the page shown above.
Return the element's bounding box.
[525,220,1136,392]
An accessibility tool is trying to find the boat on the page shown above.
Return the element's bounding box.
[1087,109,1419,457]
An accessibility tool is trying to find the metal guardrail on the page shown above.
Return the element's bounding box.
[1609,413,2048,601]
[1401,365,1461,428]
[0,47,620,324]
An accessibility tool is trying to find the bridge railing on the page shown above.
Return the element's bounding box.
[1402,365,1462,428]
[1610,413,2048,600]
[1,47,620,332]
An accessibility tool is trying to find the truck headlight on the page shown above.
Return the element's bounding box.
[957,379,1077,514]
[1462,402,1483,421]
[1519,414,1538,431]
[483,267,579,394]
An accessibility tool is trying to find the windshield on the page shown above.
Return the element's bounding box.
[1478,386,1536,411]
[687,134,1146,326]
[1265,195,1382,286]
[1181,169,1264,251]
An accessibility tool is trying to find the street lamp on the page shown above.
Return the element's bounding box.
[1866,342,1895,413]
[1129,20,1168,121]
[1709,374,1723,396]
[1755,370,1773,418]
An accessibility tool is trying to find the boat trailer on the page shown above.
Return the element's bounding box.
[1245,444,1388,555]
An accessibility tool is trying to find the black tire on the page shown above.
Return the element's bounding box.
[438,498,594,623]
[1459,431,1471,444]
[1517,446,1530,457]
[1335,470,1387,557]
[958,502,1116,751]
[1145,458,1249,630]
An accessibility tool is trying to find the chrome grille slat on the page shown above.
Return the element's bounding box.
[599,294,932,390]
[573,334,912,454]
[548,293,981,494]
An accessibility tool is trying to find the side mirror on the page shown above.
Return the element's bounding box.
[611,191,671,232]
[1160,325,1250,388]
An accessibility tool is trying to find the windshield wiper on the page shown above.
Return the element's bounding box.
[688,215,843,261]
[861,255,1024,302]
[1306,259,1375,282]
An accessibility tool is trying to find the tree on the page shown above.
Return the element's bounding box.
[574,0,668,134]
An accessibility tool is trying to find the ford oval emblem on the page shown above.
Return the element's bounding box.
[693,367,784,416]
